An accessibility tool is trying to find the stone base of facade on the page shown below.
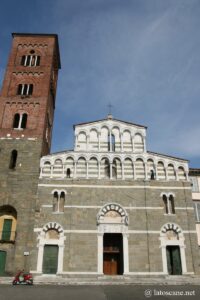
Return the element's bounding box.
[30,273,199,285]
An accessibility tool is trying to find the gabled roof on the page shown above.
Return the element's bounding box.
[73,117,147,129]
[147,151,188,162]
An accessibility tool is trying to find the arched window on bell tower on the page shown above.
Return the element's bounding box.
[17,84,33,96]
[21,113,27,129]
[9,150,18,170]
[13,113,20,129]
[13,113,28,129]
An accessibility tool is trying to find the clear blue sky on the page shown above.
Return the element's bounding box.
[0,0,200,167]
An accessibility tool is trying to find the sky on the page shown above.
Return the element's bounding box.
[0,0,200,167]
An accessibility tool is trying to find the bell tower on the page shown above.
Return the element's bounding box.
[0,33,61,274]
[0,33,61,154]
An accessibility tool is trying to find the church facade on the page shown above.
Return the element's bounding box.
[0,33,199,278]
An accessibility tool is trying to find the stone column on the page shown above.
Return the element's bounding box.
[98,132,101,151]
[57,245,64,274]
[133,162,136,180]
[86,161,89,179]
[144,163,148,180]
[185,171,189,181]
[73,161,77,178]
[86,135,90,151]
[180,245,187,274]
[175,169,179,181]
[110,163,113,179]
[123,233,129,274]
[131,136,134,152]
[165,167,168,181]
[167,197,171,214]
[120,133,124,152]
[97,233,104,274]
[75,135,78,151]
[122,162,125,180]
[62,164,65,178]
[155,164,158,180]
[161,245,168,274]
[39,167,43,178]
[98,161,101,179]
[50,165,53,178]
[36,243,44,273]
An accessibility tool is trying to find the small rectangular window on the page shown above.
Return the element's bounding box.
[190,177,199,192]
[194,202,200,222]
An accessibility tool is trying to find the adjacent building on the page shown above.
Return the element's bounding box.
[190,168,200,246]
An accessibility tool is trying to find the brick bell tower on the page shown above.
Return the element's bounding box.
[0,34,60,274]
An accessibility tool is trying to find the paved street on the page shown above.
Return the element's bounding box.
[0,285,200,300]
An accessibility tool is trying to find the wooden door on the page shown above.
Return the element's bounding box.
[103,233,123,275]
[0,251,6,275]
[103,254,118,275]
[42,245,58,274]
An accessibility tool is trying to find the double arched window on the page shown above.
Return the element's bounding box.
[13,113,27,129]
[163,194,175,215]
[53,191,65,213]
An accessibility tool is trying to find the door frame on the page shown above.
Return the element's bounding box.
[97,203,129,275]
[42,245,59,274]
[97,224,129,275]
[166,245,182,275]
[36,222,66,274]
[103,233,124,275]
[160,223,187,275]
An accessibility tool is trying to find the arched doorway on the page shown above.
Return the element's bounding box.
[160,223,187,275]
[36,222,66,274]
[97,203,129,275]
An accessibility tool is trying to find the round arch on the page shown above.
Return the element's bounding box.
[36,222,66,274]
[159,223,187,275]
[97,203,129,225]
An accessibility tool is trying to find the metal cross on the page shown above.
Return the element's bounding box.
[108,103,113,115]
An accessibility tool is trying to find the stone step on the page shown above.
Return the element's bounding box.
[33,275,200,286]
[1,275,200,286]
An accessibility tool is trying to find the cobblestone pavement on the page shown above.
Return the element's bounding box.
[0,285,200,300]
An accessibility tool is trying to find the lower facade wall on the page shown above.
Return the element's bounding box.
[129,234,149,272]
[64,233,97,272]
[29,231,198,275]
